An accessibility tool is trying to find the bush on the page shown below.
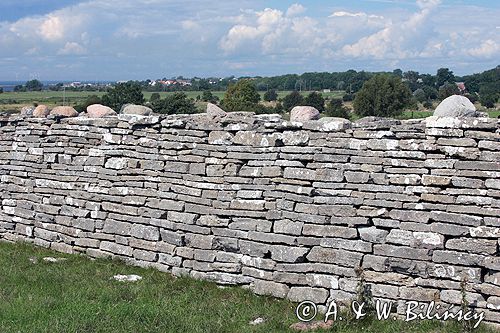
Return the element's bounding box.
[282,91,304,111]
[342,93,354,102]
[150,93,161,102]
[101,82,145,111]
[263,89,278,102]
[324,99,350,119]
[353,74,412,117]
[423,100,433,109]
[304,92,325,112]
[201,90,219,104]
[480,93,497,108]
[221,80,260,112]
[151,92,197,115]
[413,89,427,103]
[438,82,460,100]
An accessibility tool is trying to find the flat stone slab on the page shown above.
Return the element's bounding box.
[112,274,143,282]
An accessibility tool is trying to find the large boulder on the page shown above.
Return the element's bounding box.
[206,103,226,117]
[20,106,35,116]
[434,95,478,117]
[290,106,320,122]
[50,106,78,118]
[121,104,153,116]
[87,104,117,117]
[32,105,50,118]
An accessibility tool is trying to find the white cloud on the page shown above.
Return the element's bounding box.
[58,41,86,55]
[39,16,64,41]
[286,4,305,17]
[341,0,441,59]
[468,39,499,58]
[330,11,383,19]
[0,0,499,79]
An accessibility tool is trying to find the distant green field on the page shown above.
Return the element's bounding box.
[0,90,345,113]
[0,90,344,102]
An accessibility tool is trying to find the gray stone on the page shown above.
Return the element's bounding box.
[288,287,329,303]
[358,227,389,243]
[433,95,478,117]
[290,106,320,122]
[270,245,308,263]
[252,280,289,298]
[121,104,153,115]
[206,103,226,117]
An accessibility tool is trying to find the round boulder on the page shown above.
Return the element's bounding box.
[50,106,78,118]
[290,106,320,122]
[33,105,50,118]
[87,104,117,117]
[20,106,35,116]
[434,95,477,117]
[121,104,153,116]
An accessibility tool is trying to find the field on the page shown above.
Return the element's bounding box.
[0,90,497,120]
[0,241,496,333]
[0,90,343,114]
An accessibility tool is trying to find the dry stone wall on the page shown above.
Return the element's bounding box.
[0,112,499,325]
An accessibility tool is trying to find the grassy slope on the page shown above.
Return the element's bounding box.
[0,241,496,333]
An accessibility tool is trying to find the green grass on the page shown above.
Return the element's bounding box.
[0,241,497,333]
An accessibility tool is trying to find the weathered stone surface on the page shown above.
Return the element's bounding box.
[206,103,226,117]
[433,95,477,117]
[20,105,35,116]
[121,104,153,115]
[270,245,308,263]
[87,104,117,117]
[290,106,320,122]
[1,111,499,326]
[33,105,50,118]
[50,106,78,118]
[287,287,329,303]
[252,280,289,298]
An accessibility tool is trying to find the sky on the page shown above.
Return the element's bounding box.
[0,0,499,81]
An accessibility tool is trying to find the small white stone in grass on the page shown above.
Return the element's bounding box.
[217,285,227,289]
[29,257,38,264]
[43,257,67,263]
[249,317,265,326]
[113,274,142,282]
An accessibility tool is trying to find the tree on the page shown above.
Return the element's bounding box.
[304,92,325,112]
[150,92,161,102]
[392,69,403,77]
[353,74,412,117]
[101,82,145,111]
[422,85,438,100]
[436,68,455,88]
[152,92,197,115]
[14,85,25,92]
[263,89,278,102]
[25,79,43,91]
[325,99,350,119]
[282,91,304,111]
[479,85,498,108]
[221,79,260,112]
[438,82,460,100]
[201,90,219,104]
[413,88,427,103]
[0,87,3,94]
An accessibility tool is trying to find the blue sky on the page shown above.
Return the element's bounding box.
[0,0,498,81]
